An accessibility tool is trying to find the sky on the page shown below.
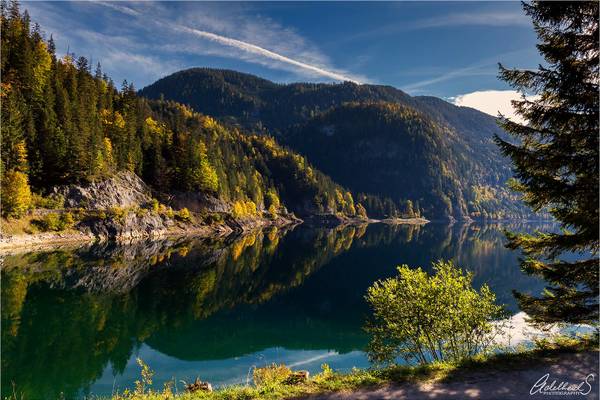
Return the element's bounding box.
[22,1,543,120]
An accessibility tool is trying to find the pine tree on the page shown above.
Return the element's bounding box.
[495,1,599,325]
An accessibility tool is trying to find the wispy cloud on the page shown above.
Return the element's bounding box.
[411,11,530,29]
[401,49,535,94]
[94,1,363,83]
[402,65,495,94]
[343,10,530,44]
[22,1,365,87]
[175,25,359,83]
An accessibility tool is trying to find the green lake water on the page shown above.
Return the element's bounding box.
[1,221,551,399]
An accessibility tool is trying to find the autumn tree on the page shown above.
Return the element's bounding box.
[2,170,32,218]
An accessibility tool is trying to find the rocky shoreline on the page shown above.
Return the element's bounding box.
[0,171,429,254]
[0,213,301,254]
[0,214,431,254]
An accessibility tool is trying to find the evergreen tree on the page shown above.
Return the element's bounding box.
[495,1,599,325]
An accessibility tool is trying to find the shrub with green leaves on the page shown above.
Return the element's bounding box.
[175,207,192,222]
[365,260,506,366]
[253,363,292,388]
[32,193,65,209]
[36,212,75,231]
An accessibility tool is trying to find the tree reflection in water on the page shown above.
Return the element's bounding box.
[1,221,550,399]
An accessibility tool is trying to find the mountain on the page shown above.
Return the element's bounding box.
[0,7,376,226]
[140,68,532,219]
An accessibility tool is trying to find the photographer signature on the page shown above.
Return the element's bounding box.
[530,373,595,396]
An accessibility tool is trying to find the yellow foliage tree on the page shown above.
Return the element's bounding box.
[202,116,218,130]
[32,41,52,100]
[13,141,28,173]
[193,141,219,193]
[2,170,32,218]
[356,203,368,219]
[231,199,257,218]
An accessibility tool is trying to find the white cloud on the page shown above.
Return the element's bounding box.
[451,90,533,124]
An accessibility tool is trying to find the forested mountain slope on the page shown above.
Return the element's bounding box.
[140,68,534,219]
[0,5,371,222]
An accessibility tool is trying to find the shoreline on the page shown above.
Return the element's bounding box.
[377,217,430,225]
[2,214,554,255]
[0,214,300,255]
[0,213,432,255]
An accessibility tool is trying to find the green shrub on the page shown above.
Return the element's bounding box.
[32,192,65,209]
[204,212,224,225]
[37,213,59,231]
[253,363,292,388]
[150,199,159,212]
[175,207,192,222]
[36,212,75,231]
[365,260,506,366]
[108,207,127,222]
[60,212,75,229]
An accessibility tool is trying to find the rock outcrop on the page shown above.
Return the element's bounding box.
[168,191,230,213]
[78,211,176,240]
[55,171,153,210]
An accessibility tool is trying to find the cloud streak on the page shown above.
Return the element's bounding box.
[401,49,535,93]
[95,1,361,83]
[343,10,530,44]
[175,25,359,83]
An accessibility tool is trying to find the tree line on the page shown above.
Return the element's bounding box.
[1,1,395,219]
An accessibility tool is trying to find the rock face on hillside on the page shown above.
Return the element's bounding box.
[49,171,191,240]
[55,171,153,210]
[78,211,176,240]
[168,192,230,213]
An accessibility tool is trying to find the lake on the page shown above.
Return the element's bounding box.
[1,221,552,399]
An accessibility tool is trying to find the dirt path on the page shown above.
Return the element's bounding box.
[305,351,599,400]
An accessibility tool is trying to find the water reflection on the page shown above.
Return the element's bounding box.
[1,222,550,399]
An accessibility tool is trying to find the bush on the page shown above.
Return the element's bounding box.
[32,192,65,209]
[253,363,292,388]
[365,260,506,366]
[150,199,159,212]
[60,212,75,229]
[38,213,61,231]
[2,170,32,218]
[108,206,127,222]
[268,204,278,218]
[36,212,75,231]
[204,212,224,225]
[175,207,192,222]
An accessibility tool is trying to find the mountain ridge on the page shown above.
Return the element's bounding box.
[140,67,535,220]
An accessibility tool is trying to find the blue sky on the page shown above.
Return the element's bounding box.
[23,1,541,105]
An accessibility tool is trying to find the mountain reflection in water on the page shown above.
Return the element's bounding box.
[1,221,551,399]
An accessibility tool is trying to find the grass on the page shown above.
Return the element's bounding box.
[105,334,597,400]
[1,214,41,235]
